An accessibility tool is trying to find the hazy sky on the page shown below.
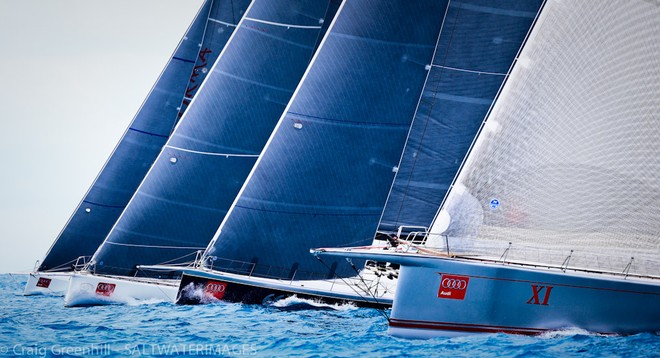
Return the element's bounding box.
[0,0,203,273]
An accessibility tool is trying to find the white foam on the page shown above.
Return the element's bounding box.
[178,282,220,304]
[538,327,609,339]
[270,295,357,311]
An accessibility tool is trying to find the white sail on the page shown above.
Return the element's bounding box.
[429,0,660,277]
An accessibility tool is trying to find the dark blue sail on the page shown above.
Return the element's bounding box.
[176,0,251,121]
[38,0,234,272]
[206,0,448,280]
[91,0,336,277]
[379,0,545,232]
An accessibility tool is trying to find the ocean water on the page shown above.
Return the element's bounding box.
[0,275,657,357]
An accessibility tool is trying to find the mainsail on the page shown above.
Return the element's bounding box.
[175,0,251,121]
[37,0,232,272]
[205,0,448,280]
[89,0,337,277]
[379,0,544,231]
[431,0,660,277]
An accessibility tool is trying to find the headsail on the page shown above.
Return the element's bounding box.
[205,0,448,280]
[431,0,660,277]
[38,0,230,272]
[90,0,337,277]
[379,0,545,232]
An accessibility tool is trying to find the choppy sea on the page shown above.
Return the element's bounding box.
[0,275,657,357]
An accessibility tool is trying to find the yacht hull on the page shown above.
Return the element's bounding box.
[24,272,72,296]
[176,270,392,309]
[63,273,178,307]
[396,259,659,337]
[314,248,660,338]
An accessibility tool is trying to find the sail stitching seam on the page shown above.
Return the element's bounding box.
[431,64,507,76]
[165,145,259,157]
[208,18,237,27]
[105,241,206,250]
[244,17,322,29]
[128,127,169,138]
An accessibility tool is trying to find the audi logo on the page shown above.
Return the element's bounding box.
[441,278,468,290]
[97,283,115,291]
[96,283,116,296]
[205,283,226,293]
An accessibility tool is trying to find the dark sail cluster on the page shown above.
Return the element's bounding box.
[39,0,545,282]
[91,0,338,276]
[39,0,238,272]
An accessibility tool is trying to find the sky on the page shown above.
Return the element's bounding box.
[0,0,203,273]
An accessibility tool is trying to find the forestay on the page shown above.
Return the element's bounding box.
[206,0,448,280]
[38,0,227,272]
[379,0,544,232]
[430,0,660,278]
[91,0,336,277]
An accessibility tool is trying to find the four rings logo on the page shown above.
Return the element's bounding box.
[36,277,52,288]
[95,282,116,297]
[437,274,470,300]
[442,277,468,290]
[204,281,227,300]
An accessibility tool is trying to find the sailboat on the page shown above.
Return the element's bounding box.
[177,0,545,307]
[316,0,660,337]
[176,0,448,307]
[63,0,338,306]
[24,0,230,296]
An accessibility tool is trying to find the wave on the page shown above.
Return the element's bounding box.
[2,276,657,356]
[269,295,357,312]
[177,282,221,305]
[538,327,611,339]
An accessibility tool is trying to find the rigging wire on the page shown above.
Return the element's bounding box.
[392,1,461,228]
[313,255,391,323]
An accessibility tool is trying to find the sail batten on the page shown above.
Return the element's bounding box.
[208,18,237,27]
[214,70,296,93]
[431,64,508,76]
[164,145,259,157]
[105,241,206,250]
[172,57,197,64]
[127,127,172,138]
[244,17,323,29]
[286,112,411,129]
[81,201,125,209]
[452,2,539,19]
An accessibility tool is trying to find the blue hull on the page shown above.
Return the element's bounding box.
[391,257,659,337]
